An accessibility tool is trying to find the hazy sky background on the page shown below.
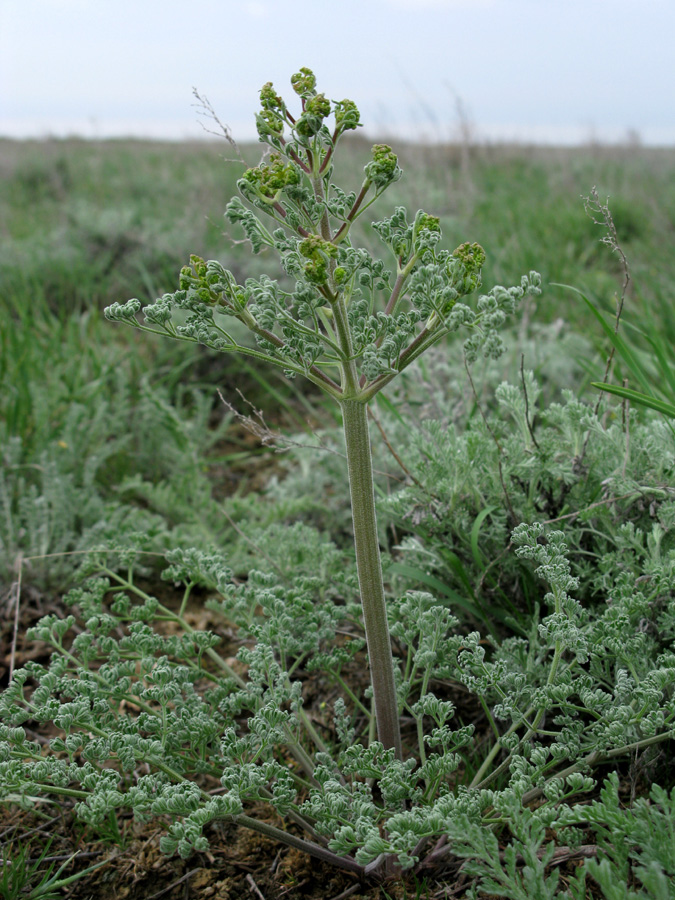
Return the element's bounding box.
[2,0,674,145]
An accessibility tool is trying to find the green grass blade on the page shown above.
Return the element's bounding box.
[388,561,473,607]
[552,283,653,394]
[374,391,408,426]
[644,332,675,398]
[591,382,675,419]
[387,560,512,629]
[470,506,496,571]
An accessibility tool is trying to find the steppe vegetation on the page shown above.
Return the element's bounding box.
[2,71,675,899]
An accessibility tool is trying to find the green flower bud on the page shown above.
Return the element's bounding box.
[304,258,328,285]
[256,110,284,138]
[296,119,314,138]
[305,93,330,118]
[334,99,360,131]
[290,67,316,97]
[413,212,442,255]
[189,255,208,279]
[365,144,402,188]
[299,235,338,260]
[415,213,441,234]
[179,266,192,288]
[333,266,348,285]
[451,242,486,293]
[242,156,301,199]
[296,113,324,138]
[259,81,283,111]
[453,242,486,270]
[294,94,330,137]
[298,235,337,285]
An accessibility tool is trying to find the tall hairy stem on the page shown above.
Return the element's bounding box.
[341,397,403,760]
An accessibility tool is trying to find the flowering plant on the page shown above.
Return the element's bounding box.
[11,71,674,889]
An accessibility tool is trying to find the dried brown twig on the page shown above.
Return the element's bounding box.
[192,88,244,164]
[579,186,631,464]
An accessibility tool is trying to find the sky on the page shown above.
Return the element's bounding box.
[2,0,675,145]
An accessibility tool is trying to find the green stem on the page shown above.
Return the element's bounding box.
[383,255,417,318]
[520,729,674,808]
[244,321,343,397]
[341,398,403,760]
[22,784,90,800]
[331,671,373,720]
[333,178,371,243]
[231,813,367,877]
[45,641,158,718]
[297,706,329,755]
[469,706,535,789]
[358,325,440,402]
[101,566,247,690]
